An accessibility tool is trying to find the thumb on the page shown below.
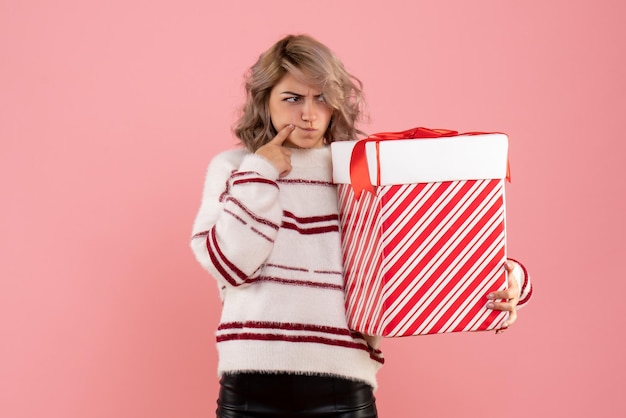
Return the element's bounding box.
[269,124,295,145]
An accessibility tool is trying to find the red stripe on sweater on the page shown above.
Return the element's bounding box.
[218,173,231,203]
[215,333,384,364]
[508,257,532,306]
[283,211,339,224]
[518,284,533,306]
[278,179,335,187]
[207,228,250,285]
[205,230,238,287]
[233,178,278,188]
[250,227,274,242]
[264,264,341,277]
[225,196,280,230]
[264,263,308,272]
[217,322,384,363]
[313,269,342,275]
[223,204,274,244]
[231,171,262,179]
[224,208,246,225]
[282,222,339,235]
[256,276,343,291]
[218,321,352,336]
[191,231,209,240]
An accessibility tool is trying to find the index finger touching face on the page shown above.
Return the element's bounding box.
[269,124,295,145]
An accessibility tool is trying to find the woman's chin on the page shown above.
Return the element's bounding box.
[284,137,325,149]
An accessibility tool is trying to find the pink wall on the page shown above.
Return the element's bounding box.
[2,1,624,417]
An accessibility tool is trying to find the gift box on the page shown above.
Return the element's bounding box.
[331,128,510,336]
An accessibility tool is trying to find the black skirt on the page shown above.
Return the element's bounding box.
[216,372,378,417]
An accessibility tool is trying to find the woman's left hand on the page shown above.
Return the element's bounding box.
[486,260,520,334]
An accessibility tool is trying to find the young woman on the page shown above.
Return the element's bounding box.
[190,34,532,418]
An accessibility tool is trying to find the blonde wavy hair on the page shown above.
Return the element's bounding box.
[234,34,365,152]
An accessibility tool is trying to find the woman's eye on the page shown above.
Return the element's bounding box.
[284,97,300,103]
[317,94,326,103]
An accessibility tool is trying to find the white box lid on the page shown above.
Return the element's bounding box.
[331,133,509,186]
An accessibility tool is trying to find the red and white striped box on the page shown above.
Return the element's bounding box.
[331,130,510,336]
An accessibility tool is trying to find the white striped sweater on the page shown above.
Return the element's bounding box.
[190,146,384,389]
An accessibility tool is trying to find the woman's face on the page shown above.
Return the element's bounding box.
[268,72,333,149]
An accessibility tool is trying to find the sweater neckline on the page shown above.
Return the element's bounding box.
[288,146,332,168]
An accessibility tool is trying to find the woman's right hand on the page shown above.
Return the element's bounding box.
[255,124,295,177]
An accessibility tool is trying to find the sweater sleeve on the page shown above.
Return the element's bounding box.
[190,151,283,290]
[508,258,533,309]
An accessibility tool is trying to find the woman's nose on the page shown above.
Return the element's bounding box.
[301,99,317,122]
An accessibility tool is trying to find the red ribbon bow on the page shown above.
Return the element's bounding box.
[349,127,510,199]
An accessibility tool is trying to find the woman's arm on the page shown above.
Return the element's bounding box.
[190,151,283,290]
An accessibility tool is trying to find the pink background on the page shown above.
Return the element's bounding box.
[2,1,625,417]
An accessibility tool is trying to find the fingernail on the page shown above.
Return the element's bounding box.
[502,322,509,328]
[288,124,295,129]
[486,293,495,299]
[486,302,495,309]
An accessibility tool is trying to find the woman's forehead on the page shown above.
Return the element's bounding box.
[273,72,322,95]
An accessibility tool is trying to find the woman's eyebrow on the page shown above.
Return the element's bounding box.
[279,91,323,97]
[280,91,304,96]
